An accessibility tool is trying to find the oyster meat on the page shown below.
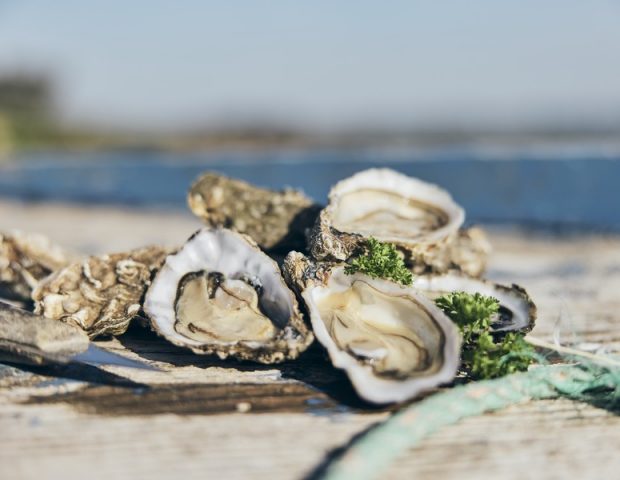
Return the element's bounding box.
[284,252,461,404]
[309,168,486,276]
[414,273,536,333]
[188,172,321,251]
[144,228,313,363]
[0,231,71,304]
[33,246,169,338]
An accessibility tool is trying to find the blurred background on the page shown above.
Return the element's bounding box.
[0,1,619,230]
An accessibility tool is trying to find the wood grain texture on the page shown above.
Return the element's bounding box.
[1,202,620,480]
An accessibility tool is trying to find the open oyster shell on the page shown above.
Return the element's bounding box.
[283,252,461,404]
[308,168,485,276]
[0,231,71,305]
[33,246,169,338]
[414,273,536,333]
[143,228,313,363]
[188,172,321,251]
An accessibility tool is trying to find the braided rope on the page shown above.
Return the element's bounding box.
[321,363,620,480]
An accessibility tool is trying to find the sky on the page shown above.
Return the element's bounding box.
[0,1,619,131]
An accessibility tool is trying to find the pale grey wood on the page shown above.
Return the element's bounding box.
[1,201,620,480]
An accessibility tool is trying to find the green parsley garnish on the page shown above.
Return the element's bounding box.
[435,291,534,380]
[344,237,413,286]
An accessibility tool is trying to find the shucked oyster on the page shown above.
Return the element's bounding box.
[414,273,536,333]
[144,228,313,363]
[33,246,169,338]
[0,231,71,304]
[188,172,321,251]
[284,252,461,404]
[309,168,485,276]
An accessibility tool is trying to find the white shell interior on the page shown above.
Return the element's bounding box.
[303,266,460,404]
[414,274,532,331]
[144,228,296,348]
[328,169,464,244]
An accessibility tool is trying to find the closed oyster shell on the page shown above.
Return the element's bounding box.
[283,251,461,404]
[0,301,90,366]
[144,228,313,363]
[0,231,71,304]
[188,172,321,251]
[33,246,169,338]
[309,168,486,276]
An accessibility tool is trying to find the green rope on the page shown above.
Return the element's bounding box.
[321,363,620,480]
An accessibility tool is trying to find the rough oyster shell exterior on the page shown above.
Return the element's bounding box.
[188,172,321,251]
[0,231,71,304]
[406,226,491,277]
[33,246,169,338]
[0,301,90,365]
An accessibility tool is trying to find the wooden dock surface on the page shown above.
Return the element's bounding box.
[1,200,619,480]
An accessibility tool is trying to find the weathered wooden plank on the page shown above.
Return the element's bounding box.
[1,201,620,480]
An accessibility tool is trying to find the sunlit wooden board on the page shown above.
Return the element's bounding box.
[1,200,619,480]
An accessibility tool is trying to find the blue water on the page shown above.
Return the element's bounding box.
[1,146,619,231]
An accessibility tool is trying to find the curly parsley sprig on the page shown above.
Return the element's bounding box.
[435,291,535,379]
[344,237,413,286]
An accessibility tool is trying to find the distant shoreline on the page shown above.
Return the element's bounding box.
[1,149,619,232]
[2,124,620,159]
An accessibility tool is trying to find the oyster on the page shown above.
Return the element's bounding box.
[0,231,71,304]
[143,228,313,363]
[309,168,486,276]
[0,301,90,366]
[414,273,536,333]
[284,252,461,404]
[33,246,169,338]
[412,227,491,277]
[188,172,321,251]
